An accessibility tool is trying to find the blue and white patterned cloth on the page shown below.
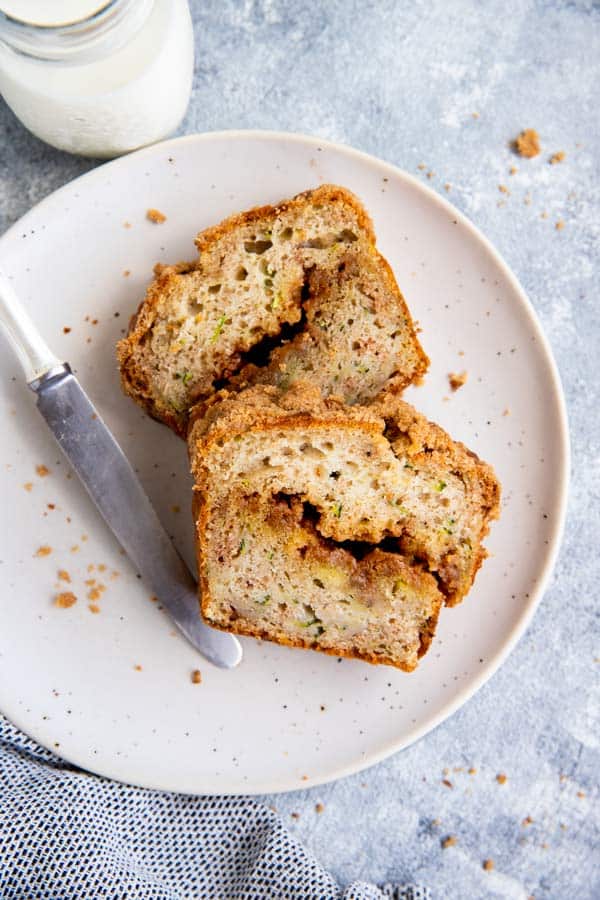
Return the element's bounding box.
[0,716,428,899]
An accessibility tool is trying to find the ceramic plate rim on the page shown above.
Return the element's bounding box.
[0,130,570,794]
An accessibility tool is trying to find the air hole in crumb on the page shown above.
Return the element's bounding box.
[235,266,248,281]
[208,284,221,294]
[244,240,272,254]
[299,443,325,459]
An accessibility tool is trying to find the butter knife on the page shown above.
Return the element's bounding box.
[0,268,242,669]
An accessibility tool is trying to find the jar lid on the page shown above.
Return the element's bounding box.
[0,1,110,27]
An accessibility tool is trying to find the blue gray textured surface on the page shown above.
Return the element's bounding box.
[0,1,598,898]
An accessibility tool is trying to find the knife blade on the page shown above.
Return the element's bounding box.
[0,269,242,669]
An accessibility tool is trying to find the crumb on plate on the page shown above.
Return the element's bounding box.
[549,151,565,164]
[448,371,468,391]
[36,464,50,477]
[483,859,494,871]
[441,835,457,849]
[496,773,507,785]
[55,591,77,608]
[35,545,52,557]
[147,208,167,224]
[191,669,202,684]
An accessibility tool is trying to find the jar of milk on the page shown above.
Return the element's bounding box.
[0,0,194,158]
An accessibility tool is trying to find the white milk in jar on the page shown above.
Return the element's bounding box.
[0,0,194,157]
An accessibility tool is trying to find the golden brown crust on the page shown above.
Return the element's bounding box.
[117,261,198,436]
[193,184,376,255]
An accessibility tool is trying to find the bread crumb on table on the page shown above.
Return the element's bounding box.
[54,591,77,608]
[23,482,33,492]
[522,816,534,827]
[147,208,167,224]
[555,219,565,231]
[498,184,510,194]
[63,326,71,334]
[549,151,565,164]
[191,669,202,684]
[514,129,541,158]
[35,545,52,557]
[448,371,468,391]
[442,778,453,789]
[134,664,143,671]
[57,570,71,583]
[315,802,325,814]
[88,603,101,614]
[468,767,477,775]
[483,859,495,871]
[496,773,507,785]
[441,835,457,849]
[36,464,50,477]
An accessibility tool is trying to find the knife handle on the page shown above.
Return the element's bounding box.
[0,267,63,384]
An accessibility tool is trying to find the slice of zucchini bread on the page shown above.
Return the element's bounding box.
[117,185,428,437]
[188,384,500,669]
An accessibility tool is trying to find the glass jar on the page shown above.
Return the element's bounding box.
[0,0,194,158]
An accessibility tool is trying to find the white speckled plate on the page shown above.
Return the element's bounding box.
[0,131,569,794]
